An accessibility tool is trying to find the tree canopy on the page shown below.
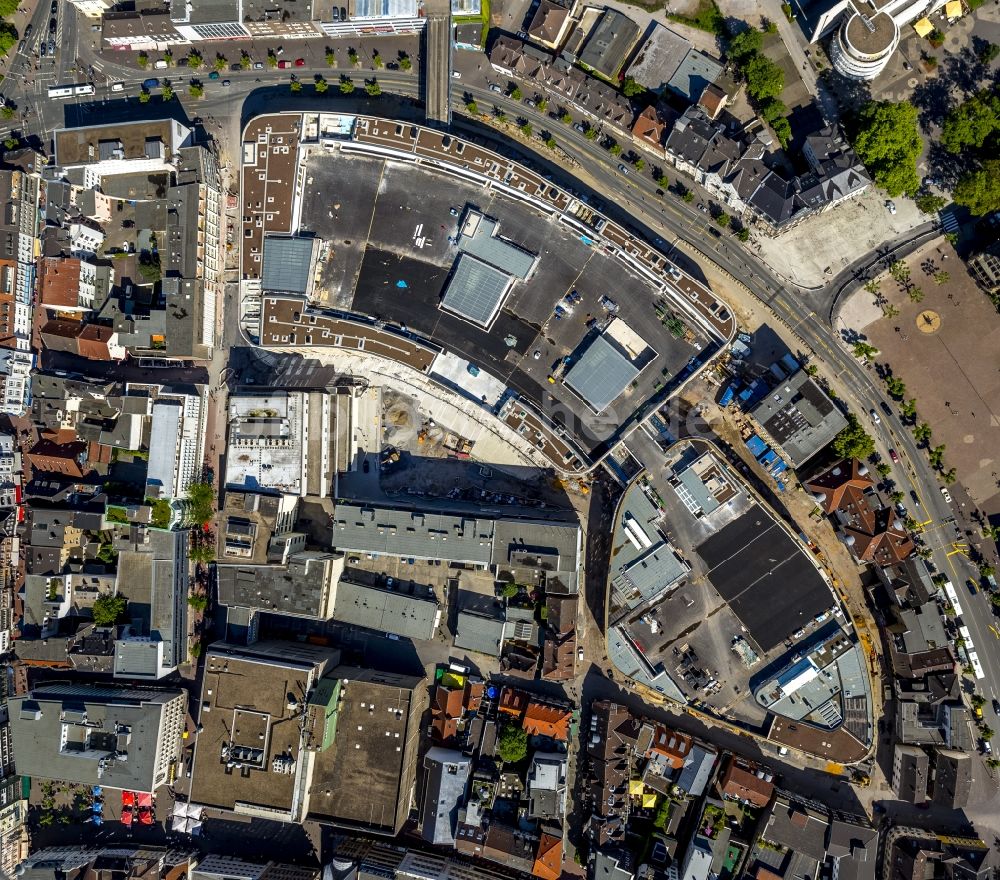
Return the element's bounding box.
[497,723,528,764]
[953,160,1000,216]
[940,89,1000,154]
[727,28,763,65]
[852,102,923,197]
[93,594,127,627]
[832,414,875,460]
[744,54,784,100]
[621,76,645,97]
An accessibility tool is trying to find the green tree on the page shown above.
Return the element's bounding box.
[772,116,792,149]
[634,157,645,171]
[584,127,598,140]
[886,376,906,399]
[399,54,412,71]
[267,51,278,68]
[727,28,763,64]
[889,260,911,283]
[933,270,949,285]
[138,90,151,104]
[832,414,875,460]
[745,54,785,100]
[325,48,335,67]
[290,79,302,93]
[190,642,203,658]
[683,190,695,203]
[339,75,354,94]
[863,278,881,295]
[890,490,904,503]
[188,593,209,612]
[187,50,203,69]
[137,51,149,68]
[852,101,923,196]
[0,106,13,120]
[536,98,547,112]
[188,83,204,98]
[942,468,957,485]
[163,49,173,66]
[609,143,622,156]
[2,136,16,151]
[372,51,383,69]
[622,75,645,97]
[852,341,879,359]
[93,594,127,627]
[915,193,946,214]
[314,76,328,94]
[954,160,1000,216]
[913,422,932,444]
[737,227,750,241]
[185,482,215,527]
[939,90,1000,154]
[715,211,730,228]
[657,175,670,188]
[908,286,924,303]
[545,137,557,150]
[977,42,999,65]
[214,55,227,71]
[364,80,381,97]
[511,86,522,101]
[501,583,520,598]
[883,302,900,319]
[875,461,892,477]
[981,724,995,742]
[759,97,787,123]
[519,122,532,137]
[348,47,359,65]
[161,83,174,102]
[560,112,572,124]
[497,723,528,764]
[464,99,477,114]
[241,51,252,69]
[980,562,997,578]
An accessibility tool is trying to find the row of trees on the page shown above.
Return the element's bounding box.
[726,28,792,148]
[938,87,1000,216]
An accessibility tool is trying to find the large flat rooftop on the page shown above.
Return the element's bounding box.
[696,505,835,653]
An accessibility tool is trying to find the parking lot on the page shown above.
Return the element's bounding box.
[300,151,707,451]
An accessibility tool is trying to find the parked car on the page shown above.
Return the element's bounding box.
[940,486,953,503]
[489,83,502,93]
[111,82,125,92]
[452,70,462,78]
[277,60,291,69]
[253,61,264,69]
[910,489,921,507]
[617,163,628,175]
[208,70,220,80]
[889,448,899,463]
[993,698,1000,715]
[294,58,305,66]
[869,408,881,425]
[517,31,528,39]
[885,200,897,215]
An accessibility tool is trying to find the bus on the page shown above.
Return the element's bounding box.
[47,83,95,99]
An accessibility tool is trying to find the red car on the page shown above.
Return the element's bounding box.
[889,449,899,463]
[294,58,305,67]
[277,60,291,69]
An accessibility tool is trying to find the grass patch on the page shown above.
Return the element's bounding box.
[454,0,490,44]
[666,0,725,35]
[105,506,129,525]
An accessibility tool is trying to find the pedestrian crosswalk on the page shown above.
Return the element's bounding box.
[939,208,960,233]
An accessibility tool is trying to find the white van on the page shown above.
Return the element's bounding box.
[111,82,125,92]
[153,59,168,69]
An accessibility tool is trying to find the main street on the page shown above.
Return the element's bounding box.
[3,2,995,763]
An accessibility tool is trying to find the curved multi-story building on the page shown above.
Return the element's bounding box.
[829,5,900,79]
